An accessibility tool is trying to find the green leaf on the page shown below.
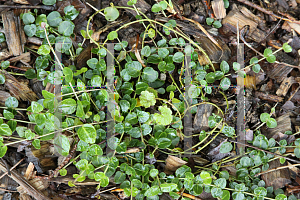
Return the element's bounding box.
[25,69,37,79]
[24,24,36,37]
[116,142,127,153]
[141,46,151,57]
[222,190,230,200]
[260,113,270,122]
[63,67,73,83]
[59,168,67,176]
[151,4,161,12]
[47,11,62,27]
[148,28,156,38]
[58,21,75,37]
[38,45,50,55]
[158,138,172,148]
[0,61,9,70]
[0,144,7,158]
[160,183,177,192]
[42,0,56,5]
[211,187,223,198]
[220,77,231,90]
[54,135,70,156]
[172,52,184,63]
[200,171,212,184]
[233,62,240,71]
[107,31,118,40]
[283,43,292,53]
[252,64,261,73]
[32,139,41,149]
[188,85,200,98]
[0,33,5,43]
[220,61,229,73]
[89,144,103,156]
[294,147,300,158]
[135,82,148,94]
[0,74,5,84]
[3,110,14,120]
[125,61,142,77]
[219,171,229,180]
[139,91,156,108]
[55,36,72,53]
[206,17,214,25]
[206,72,215,83]
[31,101,43,113]
[153,105,173,125]
[104,6,119,21]
[77,124,97,144]
[114,171,126,184]
[264,48,276,63]
[145,185,160,197]
[220,142,233,153]
[35,14,47,26]
[64,5,79,21]
[60,99,76,114]
[91,75,102,87]
[5,97,18,108]
[275,194,287,200]
[213,20,222,28]
[158,48,169,58]
[266,118,277,128]
[35,55,49,70]
[23,13,35,25]
[214,178,227,189]
[107,136,119,150]
[142,67,158,82]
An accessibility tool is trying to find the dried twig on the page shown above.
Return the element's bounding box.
[0,158,24,180]
[0,160,51,200]
[254,163,300,177]
[0,5,54,10]
[236,0,300,24]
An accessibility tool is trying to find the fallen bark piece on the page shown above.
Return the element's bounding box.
[267,113,292,138]
[7,52,31,64]
[2,11,24,56]
[261,159,292,190]
[255,91,284,102]
[164,155,187,175]
[268,63,293,83]
[221,6,266,42]
[276,77,295,96]
[193,104,214,132]
[13,0,29,4]
[211,0,226,19]
[2,70,38,102]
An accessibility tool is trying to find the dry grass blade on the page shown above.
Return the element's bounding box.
[2,70,38,102]
[181,16,223,51]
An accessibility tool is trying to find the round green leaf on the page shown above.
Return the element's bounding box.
[205,72,215,83]
[5,97,18,108]
[0,124,12,136]
[172,52,184,63]
[266,118,277,128]
[22,13,35,25]
[42,0,56,5]
[47,11,62,27]
[77,124,97,144]
[220,77,231,90]
[220,142,233,153]
[58,21,75,37]
[104,7,119,21]
[54,135,70,156]
[38,45,50,55]
[142,67,158,82]
[260,113,270,122]
[220,60,229,73]
[24,24,36,37]
[60,99,76,114]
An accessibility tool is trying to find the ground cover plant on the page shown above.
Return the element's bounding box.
[0,0,300,199]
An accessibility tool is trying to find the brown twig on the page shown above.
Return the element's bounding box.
[236,0,300,24]
[254,163,300,177]
[8,65,28,71]
[228,139,300,164]
[0,160,51,200]
[35,143,78,180]
[0,158,24,180]
[0,5,54,10]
